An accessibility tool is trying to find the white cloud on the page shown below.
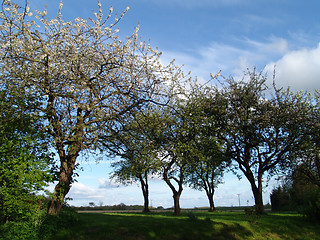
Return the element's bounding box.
[66,181,143,206]
[69,182,104,200]
[264,43,320,92]
[98,178,121,189]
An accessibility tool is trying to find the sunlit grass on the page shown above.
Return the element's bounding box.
[45,211,320,240]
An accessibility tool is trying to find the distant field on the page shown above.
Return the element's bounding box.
[49,211,320,240]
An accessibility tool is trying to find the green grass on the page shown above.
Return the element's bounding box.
[45,211,320,240]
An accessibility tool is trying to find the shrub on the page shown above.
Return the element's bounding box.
[0,221,40,240]
[270,186,291,211]
[302,189,320,222]
[39,205,79,240]
[244,206,260,223]
[0,195,48,240]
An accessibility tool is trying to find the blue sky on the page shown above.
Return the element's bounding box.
[35,0,320,208]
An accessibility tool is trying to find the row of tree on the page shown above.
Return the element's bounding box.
[108,70,320,215]
[0,1,319,232]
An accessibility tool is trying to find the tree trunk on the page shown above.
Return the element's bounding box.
[47,180,70,215]
[162,160,184,216]
[139,175,150,213]
[47,154,77,215]
[249,178,264,214]
[163,176,183,216]
[173,192,181,216]
[207,193,216,212]
[240,159,265,215]
[46,93,84,215]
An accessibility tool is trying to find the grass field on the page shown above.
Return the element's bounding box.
[47,210,320,240]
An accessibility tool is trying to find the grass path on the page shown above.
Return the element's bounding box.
[49,211,320,240]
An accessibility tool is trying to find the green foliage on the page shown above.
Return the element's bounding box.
[303,189,320,222]
[0,84,53,222]
[0,195,48,240]
[39,206,79,240]
[244,206,261,224]
[180,90,230,210]
[0,83,53,239]
[0,221,40,240]
[270,186,292,211]
[270,165,320,222]
[204,69,314,214]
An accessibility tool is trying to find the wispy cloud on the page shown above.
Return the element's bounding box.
[162,37,320,92]
[161,37,290,82]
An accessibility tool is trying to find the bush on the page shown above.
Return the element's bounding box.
[270,186,291,211]
[244,207,260,223]
[0,195,48,240]
[0,221,40,240]
[0,201,79,240]
[270,176,320,222]
[302,189,320,222]
[39,205,79,240]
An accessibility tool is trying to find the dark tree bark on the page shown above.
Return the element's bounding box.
[46,94,84,215]
[163,159,184,216]
[241,163,265,215]
[173,192,181,215]
[202,173,216,212]
[139,174,150,213]
[206,191,216,212]
[47,149,81,215]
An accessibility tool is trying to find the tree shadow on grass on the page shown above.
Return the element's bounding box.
[51,212,252,240]
[251,213,320,239]
[209,211,320,239]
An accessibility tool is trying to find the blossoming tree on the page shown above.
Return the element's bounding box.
[0,0,184,215]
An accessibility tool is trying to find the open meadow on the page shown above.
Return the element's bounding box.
[43,210,320,240]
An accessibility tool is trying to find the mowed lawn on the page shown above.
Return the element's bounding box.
[50,211,320,240]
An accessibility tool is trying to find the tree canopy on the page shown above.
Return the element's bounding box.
[212,70,311,214]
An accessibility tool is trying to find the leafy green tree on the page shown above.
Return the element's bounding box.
[213,70,309,214]
[181,91,230,212]
[145,89,228,215]
[0,1,183,215]
[291,90,320,188]
[139,105,188,216]
[0,83,53,226]
[107,110,161,213]
[111,156,152,212]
